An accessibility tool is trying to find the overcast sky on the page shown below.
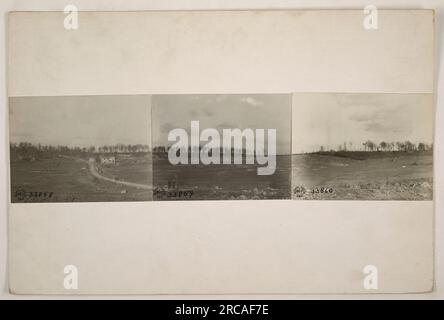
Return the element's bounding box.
[292,93,434,154]
[152,94,291,154]
[9,95,151,148]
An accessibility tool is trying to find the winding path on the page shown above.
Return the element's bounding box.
[64,156,152,190]
[87,161,152,190]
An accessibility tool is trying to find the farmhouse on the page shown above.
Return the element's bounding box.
[99,155,116,165]
[18,155,36,161]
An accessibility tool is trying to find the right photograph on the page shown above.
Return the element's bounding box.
[291,93,434,200]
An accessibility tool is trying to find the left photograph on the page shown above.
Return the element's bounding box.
[9,95,153,202]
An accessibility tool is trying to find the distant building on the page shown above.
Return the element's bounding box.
[99,155,116,165]
[18,155,35,161]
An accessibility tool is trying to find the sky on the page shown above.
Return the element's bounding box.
[11,93,430,154]
[151,94,291,154]
[292,93,434,154]
[9,95,151,148]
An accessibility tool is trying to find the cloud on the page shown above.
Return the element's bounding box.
[189,109,200,118]
[202,108,214,117]
[240,97,263,107]
[161,122,177,134]
[10,132,33,139]
[349,105,411,134]
[216,122,239,130]
[188,106,215,118]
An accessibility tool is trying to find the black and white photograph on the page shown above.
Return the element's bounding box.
[152,94,292,200]
[2,7,441,300]
[9,95,152,202]
[291,93,434,200]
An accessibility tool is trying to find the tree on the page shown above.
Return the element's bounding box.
[404,141,415,152]
[363,141,368,151]
[389,142,395,151]
[363,140,375,151]
[418,142,426,152]
[380,141,387,151]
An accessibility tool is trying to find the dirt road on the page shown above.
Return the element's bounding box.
[61,156,152,191]
[87,160,152,190]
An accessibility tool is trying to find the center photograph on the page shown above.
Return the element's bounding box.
[151,94,292,201]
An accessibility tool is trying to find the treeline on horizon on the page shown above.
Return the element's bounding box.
[10,142,151,159]
[10,142,278,160]
[10,139,434,161]
[314,140,433,153]
[152,146,288,159]
[153,145,258,154]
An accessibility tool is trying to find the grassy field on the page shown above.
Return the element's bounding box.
[153,154,291,200]
[100,154,152,186]
[10,154,152,203]
[291,151,433,200]
[10,151,432,202]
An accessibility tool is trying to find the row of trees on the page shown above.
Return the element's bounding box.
[362,140,433,152]
[319,141,433,152]
[10,142,151,158]
[96,144,150,153]
[152,146,252,154]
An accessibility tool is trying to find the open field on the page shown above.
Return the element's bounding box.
[291,151,433,200]
[10,150,432,202]
[10,154,152,203]
[100,154,152,186]
[153,154,291,200]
